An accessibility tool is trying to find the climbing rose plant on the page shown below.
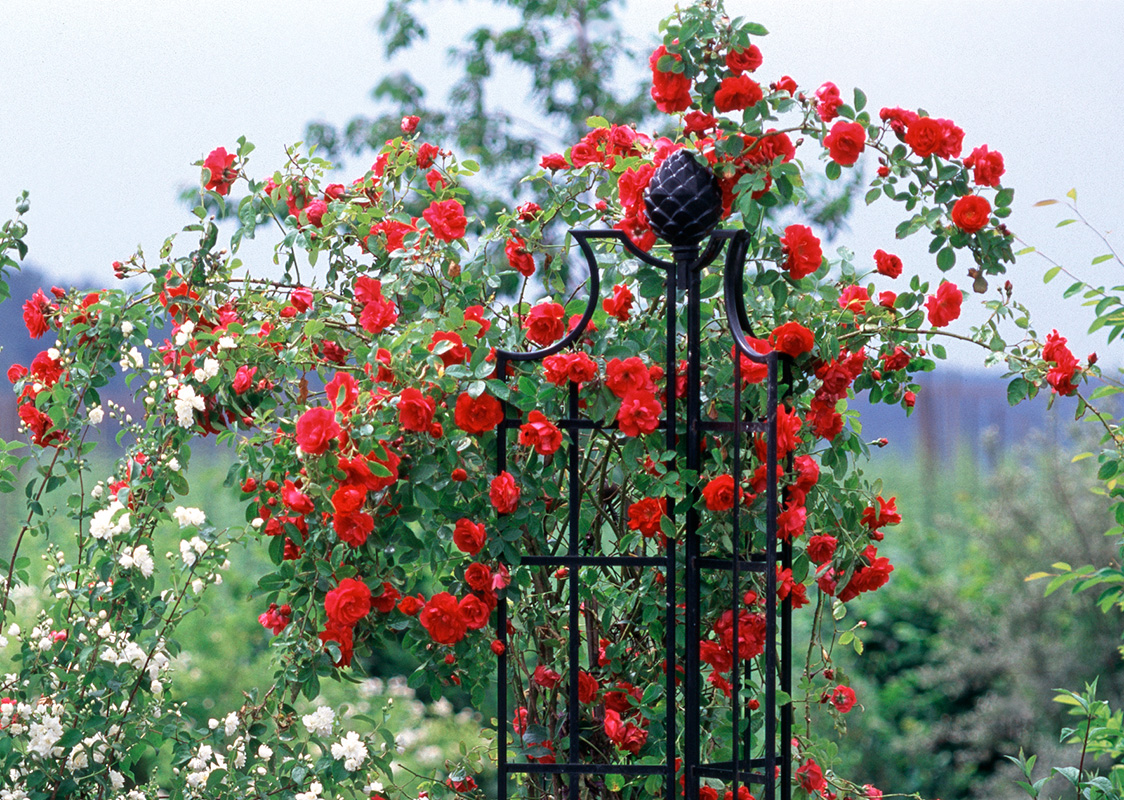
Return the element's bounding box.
[0,1,1093,798]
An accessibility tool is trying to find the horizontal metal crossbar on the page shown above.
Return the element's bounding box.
[519,555,667,568]
[507,763,666,776]
[698,420,769,435]
[695,556,767,573]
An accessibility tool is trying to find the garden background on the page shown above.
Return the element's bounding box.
[2,1,1124,798]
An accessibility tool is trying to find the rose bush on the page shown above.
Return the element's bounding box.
[0,1,1098,798]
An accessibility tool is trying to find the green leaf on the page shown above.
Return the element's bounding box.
[995,187,1015,208]
[1092,253,1115,265]
[743,22,769,35]
[853,87,866,112]
[936,246,956,271]
[1063,281,1085,299]
[585,115,610,129]
[1043,266,1061,284]
[825,161,842,181]
[1006,377,1030,406]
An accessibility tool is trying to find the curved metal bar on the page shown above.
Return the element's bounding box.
[494,230,605,363]
[581,228,677,270]
[723,229,772,367]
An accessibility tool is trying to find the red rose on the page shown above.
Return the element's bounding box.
[627,497,664,537]
[419,592,468,645]
[713,609,766,659]
[489,471,520,514]
[398,595,423,615]
[774,75,798,95]
[464,563,492,592]
[879,290,897,309]
[540,153,569,170]
[22,290,52,339]
[951,194,990,233]
[602,284,634,321]
[516,202,542,220]
[838,285,870,315]
[903,390,916,408]
[428,330,470,367]
[577,670,600,703]
[964,144,1005,187]
[371,582,401,614]
[325,578,372,627]
[683,110,717,137]
[451,468,468,482]
[814,82,842,122]
[295,407,341,455]
[702,475,740,511]
[533,665,562,688]
[769,321,814,357]
[806,534,837,565]
[925,282,962,327]
[543,351,598,385]
[616,388,662,437]
[879,106,918,136]
[604,709,648,755]
[831,684,857,713]
[325,371,358,414]
[7,364,27,384]
[453,518,487,556]
[518,411,564,456]
[881,346,911,372]
[232,365,256,395]
[605,356,655,398]
[416,142,440,168]
[333,510,374,547]
[202,147,237,195]
[331,484,366,515]
[714,74,763,113]
[797,760,827,794]
[281,480,314,515]
[524,302,565,347]
[422,199,467,242]
[318,623,354,667]
[780,224,822,279]
[905,116,963,159]
[401,115,420,133]
[463,305,491,339]
[454,391,504,434]
[458,595,491,630]
[823,120,866,166]
[505,236,535,277]
[725,45,762,74]
[873,249,902,278]
[649,45,692,113]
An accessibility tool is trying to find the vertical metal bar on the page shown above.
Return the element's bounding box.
[780,359,794,800]
[665,249,679,800]
[567,378,581,800]
[682,243,702,800]
[764,354,779,800]
[496,355,510,800]
[732,337,743,799]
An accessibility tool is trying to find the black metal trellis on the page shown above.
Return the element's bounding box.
[494,150,792,800]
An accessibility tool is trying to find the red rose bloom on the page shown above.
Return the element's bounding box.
[7,364,27,384]
[463,305,491,339]
[543,351,598,385]
[453,518,487,555]
[769,322,814,357]
[489,471,521,514]
[533,665,562,688]
[419,592,468,645]
[905,116,963,159]
[649,45,692,113]
[518,411,564,456]
[606,356,655,398]
[874,249,903,278]
[702,475,740,511]
[714,74,763,113]
[714,609,766,659]
[202,147,237,195]
[397,388,436,433]
[814,82,842,122]
[505,235,535,277]
[879,290,898,309]
[823,120,866,166]
[797,760,827,794]
[627,497,665,538]
[838,285,870,315]
[602,284,634,321]
[331,484,366,515]
[806,534,837,565]
[964,144,1005,187]
[540,153,568,170]
[774,75,798,95]
[464,562,492,592]
[22,290,52,339]
[725,44,762,74]
[925,282,962,327]
[616,388,662,437]
[401,115,420,133]
[371,582,401,614]
[524,302,566,347]
[780,224,822,280]
[319,623,355,667]
[577,670,600,703]
[454,391,504,434]
[398,595,423,615]
[295,407,341,455]
[831,684,857,713]
[325,578,372,627]
[333,510,374,547]
[422,199,467,242]
[951,194,991,233]
[458,595,491,630]
[428,330,470,367]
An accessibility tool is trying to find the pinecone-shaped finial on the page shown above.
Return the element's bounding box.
[643,149,723,248]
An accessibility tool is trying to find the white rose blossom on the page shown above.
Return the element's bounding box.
[301,705,335,737]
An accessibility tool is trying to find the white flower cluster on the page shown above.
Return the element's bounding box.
[185,742,227,789]
[331,731,368,772]
[64,732,109,771]
[174,384,204,428]
[301,705,335,737]
[89,500,130,541]
[218,335,236,350]
[27,711,63,759]
[87,404,104,425]
[97,624,170,683]
[193,357,220,384]
[173,506,206,529]
[174,320,195,347]
[178,537,208,568]
[119,346,144,371]
[118,544,155,578]
[294,782,324,800]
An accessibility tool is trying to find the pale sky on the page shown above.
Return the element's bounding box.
[2,0,1122,369]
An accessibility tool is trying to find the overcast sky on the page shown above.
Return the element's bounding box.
[2,0,1122,369]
